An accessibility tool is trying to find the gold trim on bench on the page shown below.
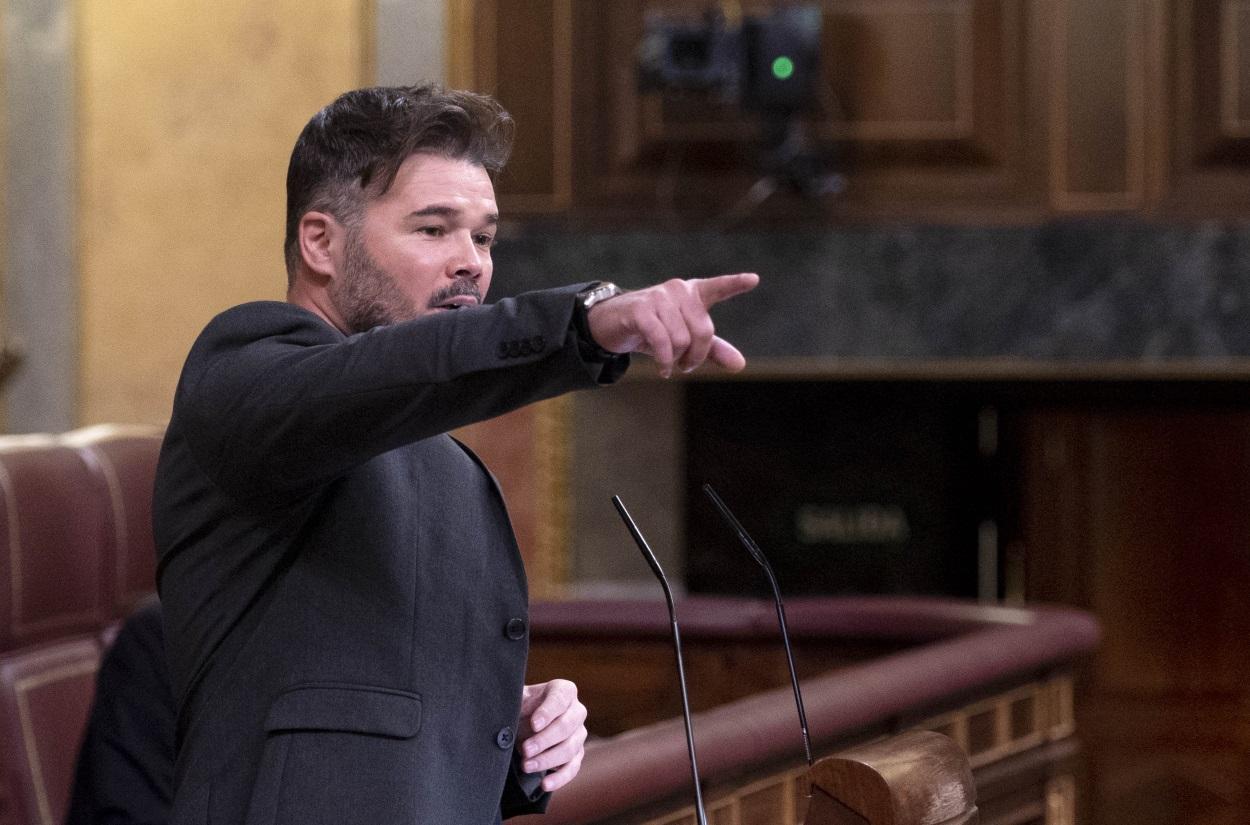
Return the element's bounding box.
[15,659,100,825]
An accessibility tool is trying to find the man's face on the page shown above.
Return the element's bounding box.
[330,152,498,334]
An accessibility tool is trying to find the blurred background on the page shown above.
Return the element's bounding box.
[2,1,1249,823]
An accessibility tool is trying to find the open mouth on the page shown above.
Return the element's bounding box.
[433,295,480,311]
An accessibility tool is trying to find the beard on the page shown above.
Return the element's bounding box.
[329,229,420,334]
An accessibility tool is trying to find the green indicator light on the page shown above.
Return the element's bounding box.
[771,56,795,81]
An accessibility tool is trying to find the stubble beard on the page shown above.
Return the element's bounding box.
[330,228,420,334]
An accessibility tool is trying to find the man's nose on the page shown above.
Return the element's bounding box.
[448,233,484,279]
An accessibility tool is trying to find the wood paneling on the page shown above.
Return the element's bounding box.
[449,0,572,210]
[1049,0,1146,209]
[1011,409,1250,825]
[582,0,1039,217]
[1160,0,1250,212]
[450,0,1250,220]
[453,0,1045,219]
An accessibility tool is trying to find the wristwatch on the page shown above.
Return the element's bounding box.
[573,281,623,361]
[577,281,622,313]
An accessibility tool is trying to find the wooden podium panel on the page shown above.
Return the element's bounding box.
[519,596,1098,825]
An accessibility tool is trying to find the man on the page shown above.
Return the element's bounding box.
[154,83,757,825]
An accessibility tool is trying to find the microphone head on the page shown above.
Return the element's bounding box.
[611,495,670,584]
[702,483,768,568]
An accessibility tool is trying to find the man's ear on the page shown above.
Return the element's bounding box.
[297,211,345,280]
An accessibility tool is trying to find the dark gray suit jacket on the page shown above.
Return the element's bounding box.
[154,287,625,825]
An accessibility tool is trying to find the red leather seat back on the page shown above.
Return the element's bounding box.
[67,426,163,615]
[0,425,163,825]
[0,426,164,652]
[0,439,112,652]
[0,638,101,825]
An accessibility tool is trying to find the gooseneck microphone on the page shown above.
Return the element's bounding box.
[703,483,813,768]
[611,495,709,825]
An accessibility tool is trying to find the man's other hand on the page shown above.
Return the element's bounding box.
[586,273,760,378]
[518,679,588,793]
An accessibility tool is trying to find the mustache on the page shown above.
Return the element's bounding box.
[427,280,483,308]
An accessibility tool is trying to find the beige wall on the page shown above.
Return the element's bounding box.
[77,0,371,424]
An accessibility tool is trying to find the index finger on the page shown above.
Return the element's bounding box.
[693,272,760,308]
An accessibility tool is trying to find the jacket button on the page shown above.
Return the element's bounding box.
[505,618,527,640]
[496,726,515,749]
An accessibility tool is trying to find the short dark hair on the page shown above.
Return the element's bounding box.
[283,84,514,278]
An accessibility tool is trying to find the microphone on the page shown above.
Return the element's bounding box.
[611,495,709,825]
[703,483,813,768]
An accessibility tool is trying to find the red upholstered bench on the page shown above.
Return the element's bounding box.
[0,426,163,825]
[0,638,102,825]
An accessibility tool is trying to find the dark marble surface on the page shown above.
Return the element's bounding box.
[491,219,1250,360]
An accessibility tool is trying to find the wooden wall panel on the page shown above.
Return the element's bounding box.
[1049,0,1146,209]
[450,0,572,210]
[1161,0,1250,212]
[589,0,1038,215]
[821,0,975,141]
[1011,410,1250,825]
[455,0,1044,220]
[452,0,1250,221]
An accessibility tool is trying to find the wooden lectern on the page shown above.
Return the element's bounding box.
[804,731,977,825]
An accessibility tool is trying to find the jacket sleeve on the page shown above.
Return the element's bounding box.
[500,751,551,819]
[174,285,627,503]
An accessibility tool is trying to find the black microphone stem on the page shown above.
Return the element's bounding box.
[703,484,814,768]
[611,496,709,825]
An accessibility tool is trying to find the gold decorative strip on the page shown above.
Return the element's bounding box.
[532,396,572,599]
[445,0,476,89]
[359,0,377,85]
[1045,774,1077,825]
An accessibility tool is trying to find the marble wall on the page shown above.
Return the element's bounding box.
[493,219,1250,362]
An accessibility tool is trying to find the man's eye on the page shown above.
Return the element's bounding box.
[475,235,496,247]
[418,226,444,237]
